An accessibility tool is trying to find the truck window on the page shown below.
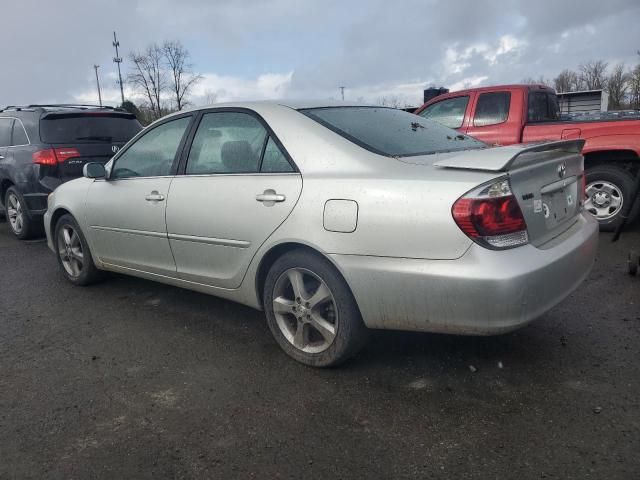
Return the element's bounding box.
[473,92,511,127]
[528,92,560,122]
[418,96,469,129]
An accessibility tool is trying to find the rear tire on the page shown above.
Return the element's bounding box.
[584,165,637,232]
[54,214,104,286]
[263,249,368,367]
[4,186,42,240]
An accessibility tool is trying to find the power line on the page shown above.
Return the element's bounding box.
[93,65,102,106]
[112,31,125,105]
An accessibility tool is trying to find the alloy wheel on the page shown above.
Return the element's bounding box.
[584,180,624,220]
[57,225,84,278]
[6,193,23,234]
[272,268,338,354]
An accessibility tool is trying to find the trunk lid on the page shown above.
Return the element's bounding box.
[433,140,586,246]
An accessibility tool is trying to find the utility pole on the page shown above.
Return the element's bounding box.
[93,65,102,106]
[112,31,125,105]
[339,86,345,101]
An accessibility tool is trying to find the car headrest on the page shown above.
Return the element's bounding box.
[221,140,256,172]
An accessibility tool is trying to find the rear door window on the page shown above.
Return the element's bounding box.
[0,118,13,147]
[418,96,469,128]
[528,92,560,122]
[40,113,142,144]
[473,92,511,127]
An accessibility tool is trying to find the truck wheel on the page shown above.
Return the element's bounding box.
[584,165,637,232]
[4,186,41,240]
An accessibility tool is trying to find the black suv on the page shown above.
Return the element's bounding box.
[0,105,142,239]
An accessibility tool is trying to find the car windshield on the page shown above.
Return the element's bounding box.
[300,106,486,157]
[40,113,142,144]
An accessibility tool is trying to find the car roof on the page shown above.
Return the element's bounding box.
[171,99,379,117]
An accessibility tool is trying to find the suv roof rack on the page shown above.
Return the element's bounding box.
[1,104,123,113]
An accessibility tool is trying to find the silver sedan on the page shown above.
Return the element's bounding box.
[44,102,598,367]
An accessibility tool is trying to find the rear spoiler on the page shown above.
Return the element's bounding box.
[434,140,585,172]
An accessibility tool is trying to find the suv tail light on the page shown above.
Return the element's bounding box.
[452,178,528,250]
[32,148,80,166]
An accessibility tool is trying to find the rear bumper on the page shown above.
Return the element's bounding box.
[331,214,598,335]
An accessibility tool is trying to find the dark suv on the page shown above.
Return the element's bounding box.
[0,105,142,239]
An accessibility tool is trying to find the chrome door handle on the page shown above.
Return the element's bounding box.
[145,191,165,202]
[0,155,4,160]
[256,190,286,204]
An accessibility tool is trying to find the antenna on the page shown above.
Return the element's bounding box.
[93,65,102,106]
[112,31,125,105]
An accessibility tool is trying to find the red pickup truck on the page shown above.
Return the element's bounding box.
[415,84,640,230]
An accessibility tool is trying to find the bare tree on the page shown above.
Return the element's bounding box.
[579,60,608,90]
[128,43,167,120]
[607,63,628,109]
[521,75,552,87]
[553,69,581,93]
[162,40,203,110]
[377,94,407,109]
[629,63,640,109]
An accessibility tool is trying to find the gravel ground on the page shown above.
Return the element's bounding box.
[0,219,638,479]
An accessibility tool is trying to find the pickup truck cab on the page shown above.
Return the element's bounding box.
[415,84,640,230]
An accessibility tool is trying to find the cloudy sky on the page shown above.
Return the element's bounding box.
[1,0,639,108]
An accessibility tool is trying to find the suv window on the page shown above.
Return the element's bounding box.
[40,113,142,144]
[111,116,191,179]
[473,92,511,127]
[418,96,469,128]
[0,118,13,147]
[11,120,29,145]
[301,106,485,157]
[528,92,560,122]
[186,112,267,174]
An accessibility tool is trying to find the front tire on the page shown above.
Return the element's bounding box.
[585,165,637,232]
[54,214,103,286]
[263,249,368,367]
[5,186,41,240]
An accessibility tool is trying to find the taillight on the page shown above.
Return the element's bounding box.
[32,148,80,165]
[452,178,529,250]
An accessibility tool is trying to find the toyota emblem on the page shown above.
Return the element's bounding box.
[557,163,566,178]
[111,145,120,154]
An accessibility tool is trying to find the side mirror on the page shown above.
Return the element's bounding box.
[83,162,106,179]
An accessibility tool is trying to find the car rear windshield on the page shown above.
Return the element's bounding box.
[40,113,142,144]
[300,106,485,157]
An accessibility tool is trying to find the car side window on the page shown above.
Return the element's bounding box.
[473,92,511,127]
[112,116,191,179]
[418,96,469,129]
[0,118,13,147]
[261,137,294,173]
[186,112,267,174]
[11,120,29,146]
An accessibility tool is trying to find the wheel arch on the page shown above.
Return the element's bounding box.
[49,206,73,236]
[583,149,640,175]
[254,241,360,313]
